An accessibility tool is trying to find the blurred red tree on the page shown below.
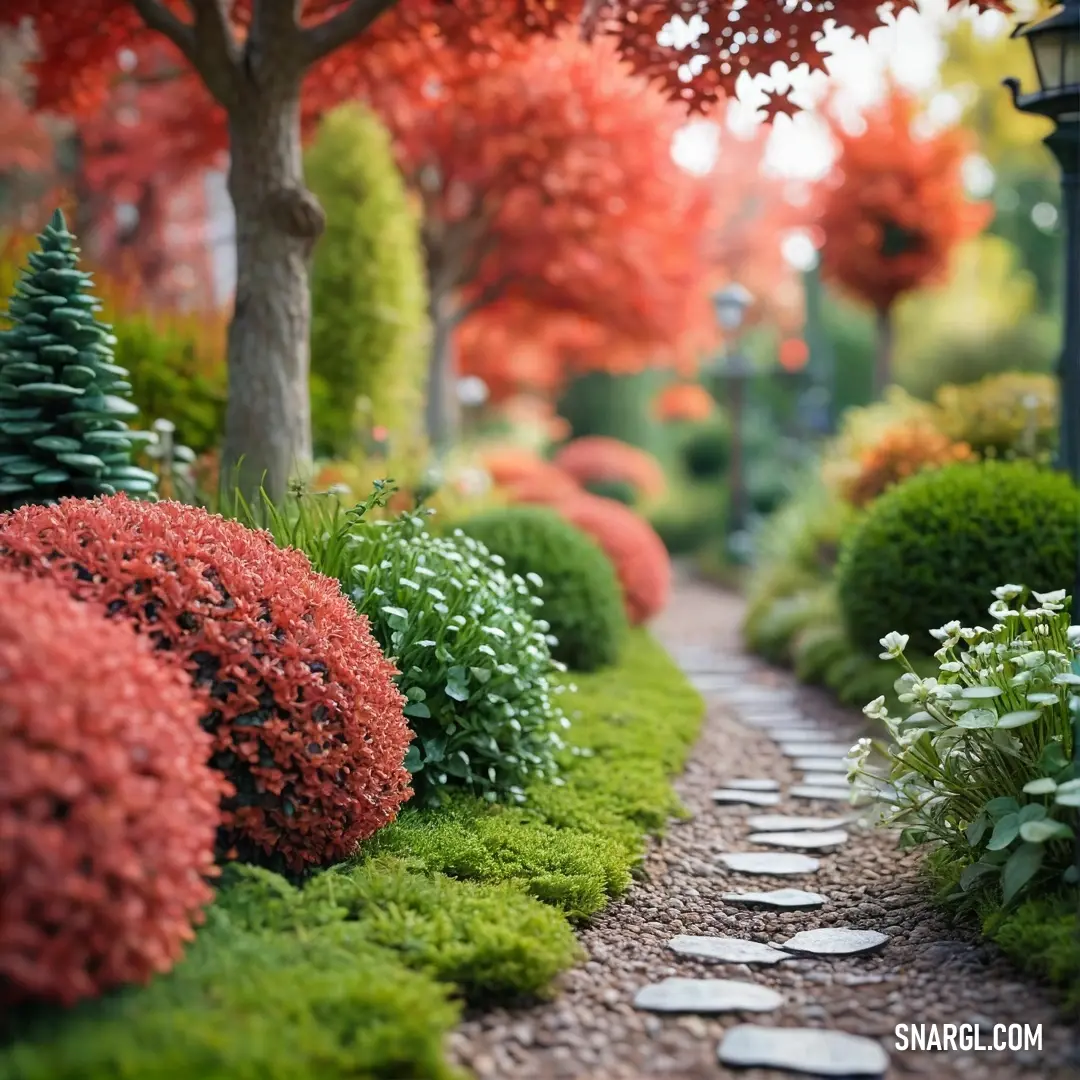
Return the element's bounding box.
[0,1,1011,492]
[367,30,714,443]
[815,87,991,395]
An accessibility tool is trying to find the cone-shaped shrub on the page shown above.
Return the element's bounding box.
[0,570,224,1006]
[0,210,157,510]
[0,495,414,877]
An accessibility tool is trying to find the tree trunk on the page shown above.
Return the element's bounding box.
[221,89,323,501]
[425,293,459,452]
[873,305,893,399]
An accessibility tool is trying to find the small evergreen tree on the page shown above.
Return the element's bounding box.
[0,209,158,510]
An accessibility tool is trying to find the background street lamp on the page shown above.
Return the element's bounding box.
[1004,0,1080,482]
[708,283,754,558]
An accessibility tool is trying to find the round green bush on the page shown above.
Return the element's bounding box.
[680,422,729,480]
[837,460,1080,654]
[457,506,628,672]
[306,105,430,459]
[340,513,568,807]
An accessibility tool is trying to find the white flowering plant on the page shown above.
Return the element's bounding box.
[850,585,1079,906]
[341,512,570,807]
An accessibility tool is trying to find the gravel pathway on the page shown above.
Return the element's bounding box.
[448,578,1080,1080]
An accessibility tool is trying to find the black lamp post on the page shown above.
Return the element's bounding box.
[1003,0,1080,483]
[708,283,754,556]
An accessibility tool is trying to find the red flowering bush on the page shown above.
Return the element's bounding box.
[0,495,413,877]
[0,571,223,1006]
[554,494,671,624]
[653,383,714,423]
[553,437,667,501]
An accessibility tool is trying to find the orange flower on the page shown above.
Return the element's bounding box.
[842,421,975,508]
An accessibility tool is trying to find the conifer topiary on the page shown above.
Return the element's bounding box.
[0,209,157,510]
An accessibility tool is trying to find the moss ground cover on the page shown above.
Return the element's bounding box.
[0,630,702,1079]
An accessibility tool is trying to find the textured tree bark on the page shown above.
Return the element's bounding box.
[425,293,459,452]
[221,89,323,500]
[873,304,893,400]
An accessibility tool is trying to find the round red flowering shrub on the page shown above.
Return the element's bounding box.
[0,495,413,877]
[0,571,224,1006]
[553,437,667,501]
[555,494,672,624]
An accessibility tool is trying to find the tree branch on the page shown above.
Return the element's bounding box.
[300,0,399,65]
[183,0,243,104]
[453,275,514,325]
[131,0,198,65]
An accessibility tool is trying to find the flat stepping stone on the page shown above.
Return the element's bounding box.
[748,829,849,851]
[780,928,890,956]
[722,778,780,792]
[712,789,782,807]
[802,772,855,787]
[747,814,853,832]
[764,727,829,742]
[793,757,849,773]
[718,1025,889,1077]
[634,977,783,1013]
[790,785,856,802]
[779,742,855,758]
[721,888,827,910]
[668,934,793,965]
[718,852,820,875]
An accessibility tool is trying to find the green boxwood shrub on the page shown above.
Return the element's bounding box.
[680,421,729,480]
[836,460,1080,654]
[306,105,430,458]
[342,513,568,806]
[456,505,628,672]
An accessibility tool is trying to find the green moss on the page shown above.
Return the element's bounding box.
[0,909,464,1080]
[307,105,430,458]
[455,506,629,672]
[0,630,701,1078]
[984,893,1080,1008]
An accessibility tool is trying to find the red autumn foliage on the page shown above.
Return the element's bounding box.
[480,446,579,494]
[778,338,810,373]
[0,495,413,877]
[365,28,714,418]
[552,494,671,625]
[554,436,666,501]
[815,88,992,314]
[0,571,224,1006]
[653,383,714,424]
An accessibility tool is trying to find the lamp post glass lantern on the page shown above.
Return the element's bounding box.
[709,284,754,561]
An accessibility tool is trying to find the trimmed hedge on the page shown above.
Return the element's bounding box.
[307,105,430,458]
[457,505,628,672]
[837,461,1080,654]
[0,631,703,1079]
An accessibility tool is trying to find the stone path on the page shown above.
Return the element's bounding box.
[448,578,1079,1079]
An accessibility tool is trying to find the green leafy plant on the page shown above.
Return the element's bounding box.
[850,584,1079,908]
[456,505,628,672]
[307,104,430,459]
[836,460,1080,654]
[242,486,569,807]
[0,209,157,509]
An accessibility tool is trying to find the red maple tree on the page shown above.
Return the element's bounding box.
[366,29,714,443]
[814,86,992,395]
[0,1,1011,493]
